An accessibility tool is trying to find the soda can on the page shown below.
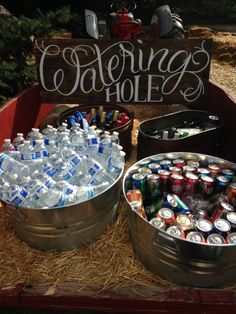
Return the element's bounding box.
[210,201,233,222]
[184,172,199,195]
[175,214,193,231]
[213,218,231,237]
[186,160,200,168]
[225,182,236,207]
[170,174,184,196]
[199,175,214,199]
[192,209,209,221]
[126,189,143,205]
[149,217,166,230]
[182,165,197,175]
[195,219,213,238]
[138,159,151,168]
[148,162,161,174]
[166,225,185,238]
[226,212,236,231]
[157,207,175,225]
[226,232,236,244]
[214,175,230,193]
[158,169,170,195]
[197,168,211,177]
[146,174,161,200]
[150,155,165,163]
[160,159,172,170]
[125,166,140,190]
[208,164,221,176]
[131,173,146,197]
[164,194,190,215]
[133,204,147,220]
[138,167,152,177]
[221,168,234,182]
[172,158,185,168]
[169,166,182,175]
[186,231,205,243]
[207,233,226,244]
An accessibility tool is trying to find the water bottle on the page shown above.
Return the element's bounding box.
[96,134,113,167]
[34,139,49,161]
[35,188,68,208]
[0,153,30,177]
[46,140,58,158]
[12,133,25,150]
[110,131,120,144]
[107,151,126,179]
[70,130,87,156]
[69,122,81,136]
[85,127,100,159]
[18,141,38,170]
[57,122,68,133]
[85,158,115,185]
[43,127,58,146]
[1,139,15,153]
[0,179,10,202]
[31,170,56,189]
[23,178,50,208]
[26,128,43,146]
[7,184,29,207]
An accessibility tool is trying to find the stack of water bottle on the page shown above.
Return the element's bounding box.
[0,123,125,209]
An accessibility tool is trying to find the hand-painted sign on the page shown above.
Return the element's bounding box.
[34,38,212,105]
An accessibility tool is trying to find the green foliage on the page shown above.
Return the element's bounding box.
[0,6,71,106]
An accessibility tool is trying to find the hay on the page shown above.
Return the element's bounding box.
[0,199,173,292]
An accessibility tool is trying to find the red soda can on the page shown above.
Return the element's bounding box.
[169,166,182,175]
[157,207,175,225]
[184,172,199,195]
[172,158,185,168]
[158,169,170,195]
[170,174,184,196]
[199,175,214,199]
[208,163,221,176]
[225,183,236,207]
[210,201,233,223]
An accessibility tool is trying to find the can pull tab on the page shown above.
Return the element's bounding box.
[153,231,180,254]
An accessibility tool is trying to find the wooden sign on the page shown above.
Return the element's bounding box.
[34,38,212,105]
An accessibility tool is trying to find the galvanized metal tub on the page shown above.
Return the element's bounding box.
[123,152,236,288]
[137,110,224,160]
[2,168,123,251]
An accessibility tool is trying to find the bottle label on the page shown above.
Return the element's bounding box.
[98,145,112,156]
[87,138,99,151]
[55,194,67,207]
[85,187,94,199]
[33,185,48,201]
[70,155,82,167]
[9,189,29,207]
[88,162,101,176]
[35,150,49,159]
[20,153,36,160]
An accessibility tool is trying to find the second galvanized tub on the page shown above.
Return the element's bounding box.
[3,169,123,251]
[123,152,236,288]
